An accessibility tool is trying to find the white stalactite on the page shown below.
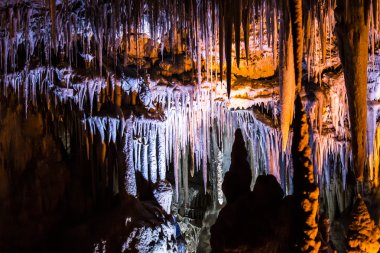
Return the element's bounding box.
[158,125,166,180]
[141,131,149,182]
[3,53,380,202]
[124,119,137,197]
[149,125,158,184]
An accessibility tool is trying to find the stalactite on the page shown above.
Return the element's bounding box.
[174,124,179,202]
[49,0,57,52]
[124,119,137,197]
[98,30,103,78]
[242,0,250,65]
[0,0,312,101]
[216,149,224,205]
[218,2,224,84]
[101,142,106,164]
[224,0,232,98]
[259,2,263,50]
[0,64,358,205]
[265,0,271,49]
[85,135,90,160]
[202,124,208,193]
[371,3,375,66]
[318,4,327,64]
[279,0,296,151]
[3,0,380,215]
[272,1,278,69]
[305,7,312,81]
[149,126,158,184]
[183,146,189,208]
[234,0,242,68]
[3,36,8,76]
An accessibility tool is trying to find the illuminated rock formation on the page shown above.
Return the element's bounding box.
[346,195,380,253]
[2,0,380,252]
[279,0,296,152]
[153,180,173,214]
[121,195,181,253]
[335,0,370,182]
[292,96,321,253]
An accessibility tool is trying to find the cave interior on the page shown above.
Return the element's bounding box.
[1,0,380,252]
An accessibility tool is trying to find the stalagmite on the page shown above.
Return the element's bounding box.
[222,128,252,203]
[153,180,173,215]
[292,96,321,253]
[346,195,380,253]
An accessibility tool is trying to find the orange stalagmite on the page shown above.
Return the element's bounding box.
[346,195,380,253]
[292,96,321,253]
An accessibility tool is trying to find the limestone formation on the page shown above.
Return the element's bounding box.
[292,96,321,253]
[346,195,380,253]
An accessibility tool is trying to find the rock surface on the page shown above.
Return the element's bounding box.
[346,195,380,253]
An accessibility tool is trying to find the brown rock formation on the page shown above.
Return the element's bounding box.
[346,195,380,253]
[292,95,321,253]
[335,0,370,182]
[290,0,303,93]
[211,129,292,252]
[279,0,296,151]
[221,128,252,203]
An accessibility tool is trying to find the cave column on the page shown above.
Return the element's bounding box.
[335,0,370,183]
